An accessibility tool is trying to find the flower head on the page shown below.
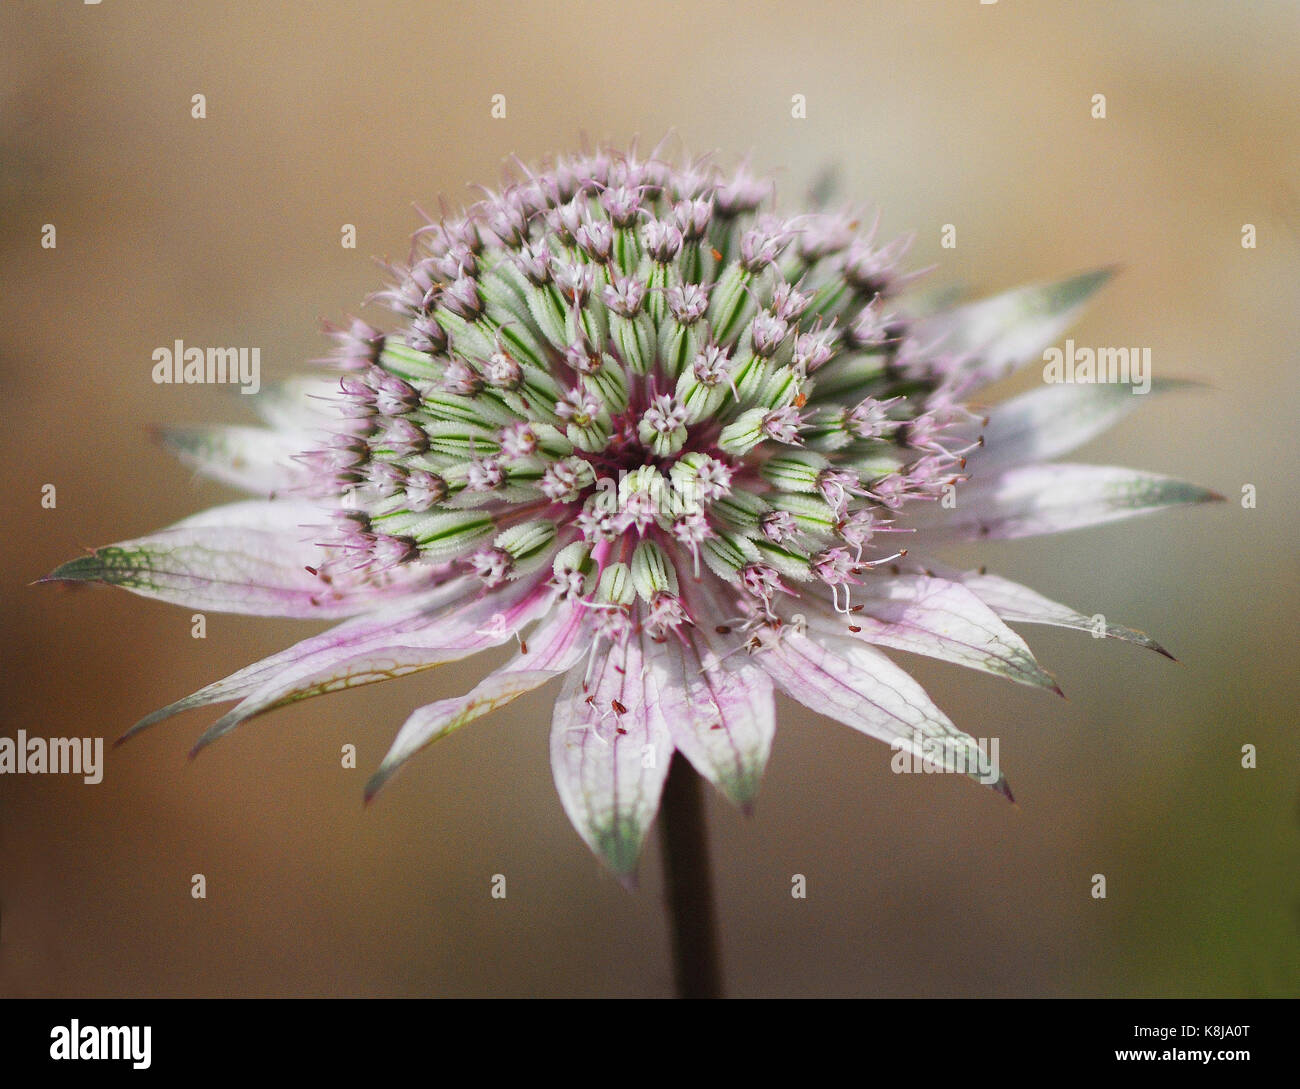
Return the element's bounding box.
[46,146,1220,879]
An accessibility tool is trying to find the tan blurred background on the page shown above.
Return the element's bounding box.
[2,1,1297,997]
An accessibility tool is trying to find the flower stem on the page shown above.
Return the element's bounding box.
[659,753,724,999]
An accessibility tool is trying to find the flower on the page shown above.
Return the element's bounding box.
[46,146,1220,879]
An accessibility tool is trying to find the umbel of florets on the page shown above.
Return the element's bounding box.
[303,148,966,627]
[48,144,1220,879]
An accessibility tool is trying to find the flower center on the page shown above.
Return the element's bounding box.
[300,148,988,636]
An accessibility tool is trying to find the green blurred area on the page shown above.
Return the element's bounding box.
[1,0,1296,996]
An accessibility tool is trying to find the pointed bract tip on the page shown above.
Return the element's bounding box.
[365,758,407,804]
[187,732,222,760]
[1046,265,1118,302]
[42,554,106,586]
[616,869,640,893]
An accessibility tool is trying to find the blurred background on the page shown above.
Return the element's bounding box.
[2,0,1297,998]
